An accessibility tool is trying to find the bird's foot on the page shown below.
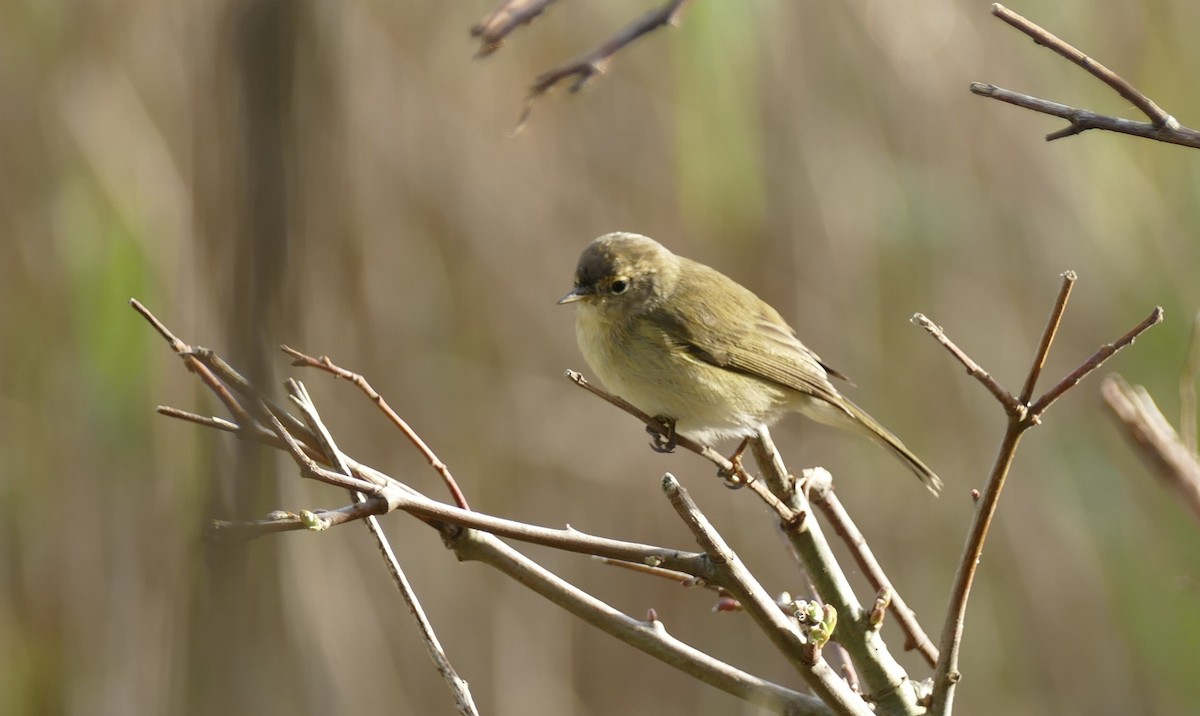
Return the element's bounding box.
[717,436,752,489]
[647,416,678,453]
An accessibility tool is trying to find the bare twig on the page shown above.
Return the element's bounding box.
[452,527,831,715]
[990,4,1172,126]
[973,4,1200,147]
[1028,307,1164,417]
[808,480,939,668]
[910,314,1021,416]
[922,277,1162,716]
[130,299,251,426]
[1102,375,1200,524]
[288,380,479,716]
[662,475,870,715]
[1019,271,1075,403]
[283,345,470,509]
[969,84,1200,148]
[472,0,562,57]
[516,0,692,130]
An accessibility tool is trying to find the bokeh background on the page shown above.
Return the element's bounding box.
[2,0,1198,714]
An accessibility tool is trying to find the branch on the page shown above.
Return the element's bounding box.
[1101,375,1200,525]
[564,370,798,521]
[749,431,922,715]
[288,380,478,716]
[282,345,470,509]
[807,477,939,668]
[910,313,1021,416]
[973,4,1200,147]
[471,0,562,57]
[452,526,832,715]
[662,475,869,715]
[920,276,1162,715]
[1029,306,1163,418]
[516,0,692,130]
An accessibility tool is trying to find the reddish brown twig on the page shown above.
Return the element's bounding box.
[973,4,1200,147]
[282,345,470,510]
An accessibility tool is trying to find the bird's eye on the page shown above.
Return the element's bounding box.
[609,279,629,295]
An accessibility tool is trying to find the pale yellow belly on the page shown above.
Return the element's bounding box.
[575,307,792,443]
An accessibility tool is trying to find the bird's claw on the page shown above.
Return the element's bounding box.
[717,437,752,489]
[647,417,677,453]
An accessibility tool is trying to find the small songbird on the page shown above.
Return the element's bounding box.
[559,232,941,495]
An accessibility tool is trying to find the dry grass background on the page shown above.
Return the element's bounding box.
[2,1,1199,714]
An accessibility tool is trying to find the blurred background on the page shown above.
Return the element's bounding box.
[2,0,1198,714]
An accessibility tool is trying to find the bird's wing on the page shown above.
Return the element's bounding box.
[651,262,848,404]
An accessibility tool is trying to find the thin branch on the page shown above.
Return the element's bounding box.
[990,3,1173,126]
[973,5,1200,147]
[662,475,870,715]
[282,345,470,509]
[131,299,251,426]
[910,314,1022,415]
[1102,375,1200,524]
[516,0,692,130]
[1029,307,1164,417]
[287,381,479,716]
[924,277,1163,716]
[452,527,832,715]
[471,0,562,57]
[808,480,938,668]
[564,370,798,521]
[215,480,713,580]
[1019,271,1075,403]
[968,84,1200,148]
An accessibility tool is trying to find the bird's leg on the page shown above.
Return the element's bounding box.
[647,416,677,453]
[717,436,752,489]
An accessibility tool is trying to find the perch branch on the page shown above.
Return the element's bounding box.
[564,370,796,520]
[973,4,1200,147]
[137,299,836,713]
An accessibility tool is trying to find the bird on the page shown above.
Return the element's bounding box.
[558,231,941,495]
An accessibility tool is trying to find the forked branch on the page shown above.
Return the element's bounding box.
[974,4,1200,147]
[913,274,1161,715]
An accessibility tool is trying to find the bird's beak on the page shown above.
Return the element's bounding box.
[557,287,589,305]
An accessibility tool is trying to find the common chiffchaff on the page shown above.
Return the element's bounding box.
[559,232,941,495]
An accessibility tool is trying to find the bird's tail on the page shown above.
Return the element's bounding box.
[801,395,943,495]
